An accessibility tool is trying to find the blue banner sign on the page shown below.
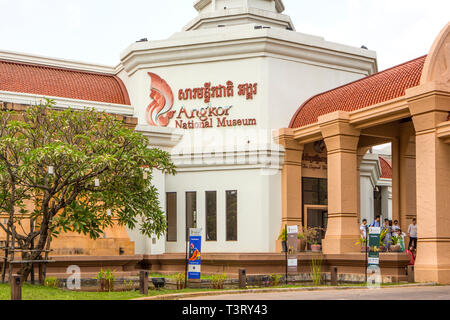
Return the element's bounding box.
[188,228,202,280]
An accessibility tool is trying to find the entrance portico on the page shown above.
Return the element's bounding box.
[278,22,450,283]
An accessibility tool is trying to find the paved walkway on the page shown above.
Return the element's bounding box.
[183,285,450,300]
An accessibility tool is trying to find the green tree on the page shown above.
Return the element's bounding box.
[0,99,175,281]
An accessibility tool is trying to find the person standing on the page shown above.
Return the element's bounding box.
[383,219,392,251]
[406,245,416,266]
[370,216,381,228]
[360,219,368,239]
[392,220,401,233]
[408,218,418,250]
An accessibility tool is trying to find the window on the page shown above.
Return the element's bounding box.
[166,193,177,242]
[186,192,197,240]
[205,191,217,241]
[302,178,327,205]
[226,190,238,241]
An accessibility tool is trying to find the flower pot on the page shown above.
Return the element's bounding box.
[311,244,322,252]
[390,244,402,252]
[297,239,307,252]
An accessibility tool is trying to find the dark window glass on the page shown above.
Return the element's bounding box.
[302,178,328,205]
[226,191,238,241]
[166,193,177,242]
[319,179,328,205]
[205,191,217,241]
[186,192,197,241]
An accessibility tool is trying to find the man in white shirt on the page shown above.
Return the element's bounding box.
[408,218,418,249]
[360,219,368,239]
[392,220,401,233]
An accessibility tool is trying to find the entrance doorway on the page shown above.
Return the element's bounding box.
[304,205,328,245]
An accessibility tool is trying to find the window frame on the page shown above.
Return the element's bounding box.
[225,190,238,242]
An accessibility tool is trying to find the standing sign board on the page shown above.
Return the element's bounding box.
[287,226,298,273]
[368,227,381,266]
[188,228,202,280]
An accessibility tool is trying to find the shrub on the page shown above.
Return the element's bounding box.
[311,257,323,286]
[175,273,185,290]
[269,274,283,287]
[95,268,116,292]
[211,274,227,289]
[44,277,59,288]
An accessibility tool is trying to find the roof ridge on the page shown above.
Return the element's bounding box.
[289,55,427,128]
[0,59,130,105]
[379,156,392,168]
[0,58,115,77]
[309,55,427,103]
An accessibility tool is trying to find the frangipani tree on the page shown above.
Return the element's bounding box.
[0,99,175,281]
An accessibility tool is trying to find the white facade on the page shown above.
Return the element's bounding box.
[118,0,377,254]
[359,153,393,224]
[0,0,385,255]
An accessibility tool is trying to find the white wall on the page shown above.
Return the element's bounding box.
[360,176,374,223]
[165,168,282,253]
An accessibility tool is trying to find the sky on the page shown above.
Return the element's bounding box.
[0,0,448,71]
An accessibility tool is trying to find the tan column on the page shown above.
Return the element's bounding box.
[409,88,450,284]
[319,112,361,254]
[391,139,400,223]
[399,123,417,232]
[277,129,304,229]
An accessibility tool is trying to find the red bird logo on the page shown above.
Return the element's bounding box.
[146,72,176,127]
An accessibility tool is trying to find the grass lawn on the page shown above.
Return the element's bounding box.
[0,283,216,300]
[0,282,418,300]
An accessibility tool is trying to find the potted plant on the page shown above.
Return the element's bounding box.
[305,227,323,252]
[355,237,368,252]
[297,232,307,252]
[390,235,402,252]
[278,229,288,252]
[379,228,388,252]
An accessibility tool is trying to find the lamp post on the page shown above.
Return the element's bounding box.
[365,225,369,284]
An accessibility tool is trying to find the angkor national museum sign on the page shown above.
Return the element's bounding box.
[147,73,258,130]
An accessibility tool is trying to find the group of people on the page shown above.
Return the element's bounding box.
[360,216,417,265]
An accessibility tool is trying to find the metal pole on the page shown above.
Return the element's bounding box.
[285,224,288,286]
[184,227,188,289]
[365,225,368,284]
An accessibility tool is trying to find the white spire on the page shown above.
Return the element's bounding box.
[194,0,285,14]
[187,0,293,31]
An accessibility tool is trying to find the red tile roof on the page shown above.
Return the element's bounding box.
[289,55,427,128]
[0,59,130,105]
[379,156,392,179]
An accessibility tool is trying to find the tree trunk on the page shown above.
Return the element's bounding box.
[1,232,9,283]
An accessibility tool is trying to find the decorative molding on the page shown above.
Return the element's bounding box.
[184,7,293,31]
[421,22,450,86]
[121,26,377,77]
[0,50,116,75]
[171,144,285,171]
[0,90,133,116]
[134,125,184,148]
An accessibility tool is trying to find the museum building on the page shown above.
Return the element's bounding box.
[0,0,449,283]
